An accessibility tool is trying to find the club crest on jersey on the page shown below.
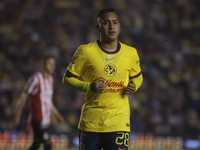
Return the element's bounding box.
[104,64,117,76]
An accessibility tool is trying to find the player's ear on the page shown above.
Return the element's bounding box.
[96,23,100,32]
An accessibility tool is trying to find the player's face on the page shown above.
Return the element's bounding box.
[44,58,55,75]
[96,12,121,43]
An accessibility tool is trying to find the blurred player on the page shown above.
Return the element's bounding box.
[14,55,65,150]
[62,8,143,150]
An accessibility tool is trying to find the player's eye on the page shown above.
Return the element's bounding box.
[103,21,108,25]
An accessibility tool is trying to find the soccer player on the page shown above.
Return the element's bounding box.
[14,56,65,150]
[62,8,143,150]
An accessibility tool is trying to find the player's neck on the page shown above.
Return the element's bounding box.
[43,71,50,78]
[99,39,118,52]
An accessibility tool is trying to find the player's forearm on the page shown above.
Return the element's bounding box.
[62,74,91,92]
[14,92,28,125]
[15,93,28,114]
[131,74,143,92]
[51,104,62,119]
[51,103,64,124]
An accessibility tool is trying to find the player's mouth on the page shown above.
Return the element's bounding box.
[108,31,116,35]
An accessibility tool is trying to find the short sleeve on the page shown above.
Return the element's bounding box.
[129,50,142,78]
[66,46,85,77]
[25,75,39,95]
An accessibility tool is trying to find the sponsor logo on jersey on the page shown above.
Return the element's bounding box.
[104,64,117,76]
[94,77,124,88]
[104,80,124,88]
[94,77,125,93]
[106,57,115,61]
[136,60,140,65]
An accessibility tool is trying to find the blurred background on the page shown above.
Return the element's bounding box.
[0,0,200,149]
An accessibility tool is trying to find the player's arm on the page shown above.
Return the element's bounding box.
[51,103,65,124]
[127,49,143,95]
[13,91,29,127]
[132,73,143,91]
[62,45,92,92]
[62,72,91,92]
[126,73,143,95]
[62,73,107,93]
[62,46,106,93]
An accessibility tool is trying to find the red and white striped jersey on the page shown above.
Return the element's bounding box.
[25,72,53,126]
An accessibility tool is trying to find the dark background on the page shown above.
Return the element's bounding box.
[0,0,200,147]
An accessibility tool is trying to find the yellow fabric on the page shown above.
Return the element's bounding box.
[62,76,91,92]
[131,74,143,92]
[64,40,142,132]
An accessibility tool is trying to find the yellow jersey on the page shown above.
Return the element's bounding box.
[66,40,142,132]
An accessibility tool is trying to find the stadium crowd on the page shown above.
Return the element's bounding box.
[0,0,200,144]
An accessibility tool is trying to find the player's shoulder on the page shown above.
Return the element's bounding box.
[120,42,138,54]
[33,72,42,77]
[30,72,42,80]
[78,41,98,51]
[26,72,41,85]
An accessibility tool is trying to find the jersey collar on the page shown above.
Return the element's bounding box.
[97,40,121,54]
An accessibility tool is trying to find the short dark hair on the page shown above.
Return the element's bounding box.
[96,8,117,21]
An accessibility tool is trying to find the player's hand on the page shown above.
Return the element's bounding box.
[126,80,136,95]
[90,79,107,93]
[59,117,65,124]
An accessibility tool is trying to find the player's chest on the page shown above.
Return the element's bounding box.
[84,52,132,74]
[39,79,53,95]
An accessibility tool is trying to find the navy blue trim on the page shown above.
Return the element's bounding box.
[129,72,142,79]
[65,70,78,78]
[97,40,120,54]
